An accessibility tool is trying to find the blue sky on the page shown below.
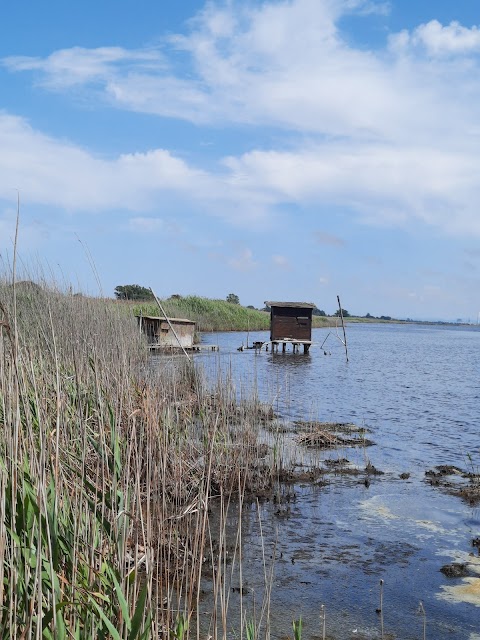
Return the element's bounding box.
[1,0,480,320]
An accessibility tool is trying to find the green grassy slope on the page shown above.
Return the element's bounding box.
[131,295,270,332]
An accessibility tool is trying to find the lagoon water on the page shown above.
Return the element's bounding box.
[193,323,480,639]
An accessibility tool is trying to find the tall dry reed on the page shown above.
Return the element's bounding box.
[0,278,277,639]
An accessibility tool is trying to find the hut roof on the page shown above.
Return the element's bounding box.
[264,301,316,309]
[137,315,196,325]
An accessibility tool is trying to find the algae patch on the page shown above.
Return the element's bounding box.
[439,576,480,607]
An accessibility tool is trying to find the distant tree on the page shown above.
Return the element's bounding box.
[312,307,326,316]
[169,294,182,300]
[114,284,154,301]
[365,313,373,318]
[226,293,240,305]
[380,315,392,321]
[334,308,350,317]
[246,305,256,310]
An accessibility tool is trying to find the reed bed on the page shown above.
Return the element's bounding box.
[0,279,281,639]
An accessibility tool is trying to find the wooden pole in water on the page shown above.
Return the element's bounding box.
[379,579,384,639]
[149,288,191,361]
[337,295,349,363]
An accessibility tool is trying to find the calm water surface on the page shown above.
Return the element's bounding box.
[189,324,480,639]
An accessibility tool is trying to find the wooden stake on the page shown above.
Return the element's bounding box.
[337,295,349,362]
[379,579,384,639]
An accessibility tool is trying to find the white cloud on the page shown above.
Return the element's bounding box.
[3,46,164,89]
[228,248,257,271]
[390,20,480,57]
[0,112,208,212]
[0,112,277,228]
[5,2,480,148]
[3,2,480,238]
[1,1,410,137]
[223,143,480,234]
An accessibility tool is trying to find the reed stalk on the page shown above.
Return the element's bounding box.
[0,277,279,638]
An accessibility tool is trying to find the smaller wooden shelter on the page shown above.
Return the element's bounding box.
[265,301,315,354]
[137,315,196,350]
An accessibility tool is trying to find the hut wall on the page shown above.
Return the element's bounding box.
[138,317,195,348]
[158,320,195,348]
[270,307,312,341]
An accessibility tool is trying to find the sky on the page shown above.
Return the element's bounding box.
[1,0,480,320]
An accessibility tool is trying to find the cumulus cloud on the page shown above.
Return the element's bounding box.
[0,112,211,212]
[3,1,480,238]
[4,3,480,142]
[223,143,480,234]
[0,112,277,227]
[0,1,414,137]
[390,20,480,57]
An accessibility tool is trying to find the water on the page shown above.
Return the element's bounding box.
[194,324,480,638]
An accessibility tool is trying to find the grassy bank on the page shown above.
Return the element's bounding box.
[131,295,270,332]
[0,280,292,638]
[128,296,349,332]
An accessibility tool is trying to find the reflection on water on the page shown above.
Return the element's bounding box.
[191,324,480,638]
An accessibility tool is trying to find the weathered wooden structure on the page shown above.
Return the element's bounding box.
[137,315,196,350]
[265,301,315,354]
